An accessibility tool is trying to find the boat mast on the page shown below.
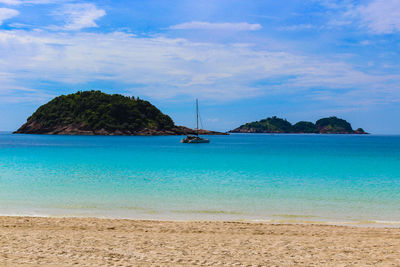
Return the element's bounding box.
[196,98,199,136]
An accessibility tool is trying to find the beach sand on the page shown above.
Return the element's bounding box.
[0,216,399,266]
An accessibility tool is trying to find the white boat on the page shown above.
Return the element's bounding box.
[181,99,210,144]
[180,135,210,143]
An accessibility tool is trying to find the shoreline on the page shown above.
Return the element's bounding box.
[1,213,400,228]
[1,215,399,266]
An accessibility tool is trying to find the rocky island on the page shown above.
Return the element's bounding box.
[14,91,227,136]
[230,116,367,134]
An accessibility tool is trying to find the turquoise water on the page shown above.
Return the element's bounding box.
[1,132,400,226]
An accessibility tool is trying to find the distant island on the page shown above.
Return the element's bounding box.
[230,116,367,134]
[14,91,226,136]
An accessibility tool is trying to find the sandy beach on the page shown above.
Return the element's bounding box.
[0,216,398,266]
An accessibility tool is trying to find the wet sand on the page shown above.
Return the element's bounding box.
[0,216,399,266]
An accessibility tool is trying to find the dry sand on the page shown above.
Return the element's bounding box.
[0,216,399,266]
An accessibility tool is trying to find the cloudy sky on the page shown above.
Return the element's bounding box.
[0,0,400,133]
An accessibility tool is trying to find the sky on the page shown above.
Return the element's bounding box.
[0,0,400,133]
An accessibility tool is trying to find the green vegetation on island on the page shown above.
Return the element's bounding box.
[14,91,225,135]
[230,116,367,134]
[237,117,293,133]
[292,121,319,133]
[31,90,174,131]
[316,117,352,133]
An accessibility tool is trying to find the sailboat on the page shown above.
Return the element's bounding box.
[180,99,210,143]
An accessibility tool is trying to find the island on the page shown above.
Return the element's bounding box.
[14,91,227,136]
[230,116,367,134]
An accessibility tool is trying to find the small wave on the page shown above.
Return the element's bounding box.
[271,214,316,219]
[118,206,151,211]
[374,220,400,225]
[47,204,100,209]
[246,218,400,228]
[117,206,159,214]
[171,209,243,215]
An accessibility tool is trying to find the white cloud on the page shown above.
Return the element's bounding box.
[0,29,399,103]
[7,22,30,28]
[0,7,18,25]
[315,0,354,10]
[359,40,371,46]
[278,24,316,31]
[327,0,400,34]
[0,71,52,104]
[0,0,56,5]
[0,0,20,4]
[355,0,400,34]
[53,3,106,31]
[170,21,262,31]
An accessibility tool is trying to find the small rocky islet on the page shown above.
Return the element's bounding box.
[229,116,367,134]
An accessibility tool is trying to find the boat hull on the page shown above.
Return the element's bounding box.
[181,136,210,143]
[187,139,210,143]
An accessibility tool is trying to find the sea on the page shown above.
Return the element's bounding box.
[0,132,399,227]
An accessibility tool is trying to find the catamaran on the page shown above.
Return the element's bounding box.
[181,99,210,144]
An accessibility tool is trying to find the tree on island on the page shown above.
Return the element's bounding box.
[315,117,353,133]
[237,116,293,133]
[292,121,319,133]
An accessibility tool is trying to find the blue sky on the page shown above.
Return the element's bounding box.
[0,0,400,133]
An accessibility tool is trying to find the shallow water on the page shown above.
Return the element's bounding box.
[0,132,399,226]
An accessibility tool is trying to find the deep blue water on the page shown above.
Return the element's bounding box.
[0,132,399,226]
